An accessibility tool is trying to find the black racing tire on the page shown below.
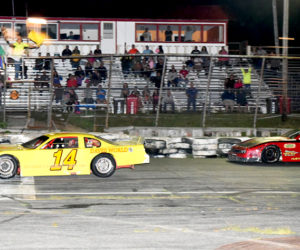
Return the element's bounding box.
[261,145,280,163]
[91,154,116,178]
[0,155,18,179]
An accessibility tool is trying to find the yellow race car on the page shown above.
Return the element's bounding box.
[0,132,149,179]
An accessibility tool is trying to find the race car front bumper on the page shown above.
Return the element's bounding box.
[228,153,260,163]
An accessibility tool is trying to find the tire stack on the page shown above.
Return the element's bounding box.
[144,138,167,158]
[188,137,218,158]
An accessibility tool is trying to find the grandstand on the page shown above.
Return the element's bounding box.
[1,54,274,114]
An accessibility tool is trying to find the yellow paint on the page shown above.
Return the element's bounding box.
[52,223,58,227]
[0,132,148,177]
[220,225,296,235]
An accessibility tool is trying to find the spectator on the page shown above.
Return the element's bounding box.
[121,49,131,77]
[84,82,94,104]
[96,62,107,82]
[43,52,51,70]
[62,45,72,57]
[167,65,179,87]
[141,58,151,79]
[236,89,248,112]
[234,78,243,89]
[186,82,198,112]
[225,74,235,89]
[184,26,195,42]
[90,71,101,86]
[53,70,62,87]
[67,74,78,88]
[141,28,152,41]
[165,26,173,42]
[132,60,143,77]
[142,45,153,60]
[155,45,164,54]
[71,46,81,68]
[191,46,201,54]
[153,71,162,89]
[94,45,102,61]
[34,52,44,71]
[128,44,139,55]
[163,90,175,113]
[54,84,63,104]
[87,50,96,65]
[218,46,229,69]
[200,46,209,75]
[7,34,38,79]
[68,31,74,40]
[84,62,93,77]
[241,67,252,97]
[155,58,164,75]
[179,65,189,79]
[142,85,151,105]
[221,89,235,112]
[152,89,160,112]
[96,85,106,104]
[185,57,195,72]
[254,46,267,69]
[120,82,130,98]
[75,66,84,78]
[66,89,78,112]
[76,75,84,87]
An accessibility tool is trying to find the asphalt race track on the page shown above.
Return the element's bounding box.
[0,158,300,249]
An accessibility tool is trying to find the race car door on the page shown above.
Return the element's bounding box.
[22,136,89,176]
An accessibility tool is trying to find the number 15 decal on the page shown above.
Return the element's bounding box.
[50,149,77,171]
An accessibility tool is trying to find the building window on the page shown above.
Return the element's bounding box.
[203,25,224,43]
[103,22,113,39]
[181,25,201,42]
[60,23,80,40]
[41,24,57,39]
[158,25,179,42]
[0,23,12,38]
[82,24,99,40]
[15,23,27,38]
[136,24,157,42]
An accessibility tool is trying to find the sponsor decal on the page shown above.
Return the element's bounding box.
[291,157,300,161]
[90,147,129,153]
[283,150,298,156]
[284,143,296,149]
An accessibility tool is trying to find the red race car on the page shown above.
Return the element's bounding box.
[228,129,300,163]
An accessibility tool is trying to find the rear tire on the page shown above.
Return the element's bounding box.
[0,155,18,179]
[91,154,116,178]
[261,145,280,163]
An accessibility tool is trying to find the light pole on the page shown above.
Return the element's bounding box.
[11,0,15,16]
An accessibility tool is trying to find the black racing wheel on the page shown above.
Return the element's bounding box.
[0,155,18,179]
[91,154,116,178]
[261,145,280,163]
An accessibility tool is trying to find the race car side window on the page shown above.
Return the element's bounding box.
[43,137,78,149]
[84,137,101,148]
[22,135,49,149]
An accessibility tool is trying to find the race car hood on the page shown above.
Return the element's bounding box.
[238,136,291,148]
[0,144,24,151]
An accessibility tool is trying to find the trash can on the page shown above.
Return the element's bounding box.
[113,98,125,114]
[278,96,291,114]
[126,96,138,114]
[266,98,278,114]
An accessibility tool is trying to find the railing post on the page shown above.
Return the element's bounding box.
[155,55,167,127]
[3,55,7,124]
[47,58,54,130]
[253,57,266,134]
[105,56,113,129]
[202,56,213,128]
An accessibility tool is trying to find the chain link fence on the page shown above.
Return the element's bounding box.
[0,53,299,132]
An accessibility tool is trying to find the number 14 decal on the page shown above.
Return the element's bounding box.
[50,149,77,171]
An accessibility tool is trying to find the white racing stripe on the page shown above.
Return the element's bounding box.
[0,190,299,196]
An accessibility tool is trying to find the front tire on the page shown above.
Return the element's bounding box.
[261,145,280,163]
[91,154,116,178]
[0,155,18,179]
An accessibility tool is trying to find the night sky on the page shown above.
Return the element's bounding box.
[2,0,300,46]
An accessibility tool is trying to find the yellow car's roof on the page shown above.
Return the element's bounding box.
[44,132,97,139]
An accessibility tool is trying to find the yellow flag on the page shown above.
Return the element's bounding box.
[28,30,46,47]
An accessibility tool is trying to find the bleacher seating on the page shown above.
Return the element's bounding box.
[1,55,274,113]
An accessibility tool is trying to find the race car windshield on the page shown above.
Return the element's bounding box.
[282,129,300,139]
[22,135,49,149]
